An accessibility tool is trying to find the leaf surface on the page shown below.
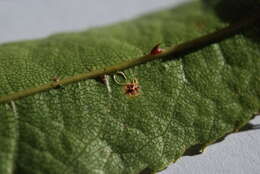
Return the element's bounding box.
[0,1,259,174]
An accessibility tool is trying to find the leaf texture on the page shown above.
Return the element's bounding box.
[0,1,259,174]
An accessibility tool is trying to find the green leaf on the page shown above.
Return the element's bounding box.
[0,1,259,174]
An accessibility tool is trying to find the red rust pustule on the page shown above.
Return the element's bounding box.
[124,79,140,97]
[150,43,164,55]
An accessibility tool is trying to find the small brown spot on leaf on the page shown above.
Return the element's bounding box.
[195,21,206,31]
[96,75,106,84]
[124,79,140,97]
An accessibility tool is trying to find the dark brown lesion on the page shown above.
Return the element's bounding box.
[194,21,206,31]
[124,79,140,97]
[95,75,106,84]
[51,77,64,89]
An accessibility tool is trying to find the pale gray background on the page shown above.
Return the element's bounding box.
[0,0,259,173]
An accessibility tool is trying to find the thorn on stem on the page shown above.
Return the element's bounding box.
[150,43,164,55]
[96,75,106,84]
[52,77,64,89]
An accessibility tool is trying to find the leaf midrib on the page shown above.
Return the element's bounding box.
[0,13,258,104]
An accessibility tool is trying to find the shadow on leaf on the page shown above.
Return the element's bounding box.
[203,0,260,42]
[183,121,260,157]
[139,167,153,174]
